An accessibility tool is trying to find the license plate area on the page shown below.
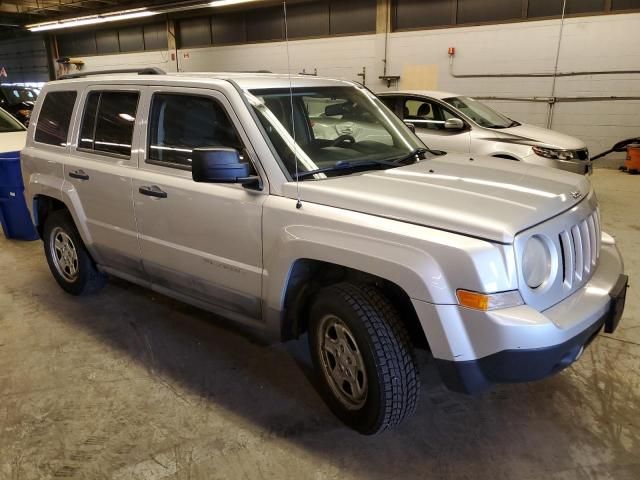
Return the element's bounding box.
[605,274,628,334]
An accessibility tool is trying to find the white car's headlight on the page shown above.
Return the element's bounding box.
[532,146,578,161]
[522,236,552,288]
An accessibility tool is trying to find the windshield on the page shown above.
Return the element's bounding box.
[246,85,425,180]
[0,107,25,132]
[1,87,38,106]
[443,96,517,129]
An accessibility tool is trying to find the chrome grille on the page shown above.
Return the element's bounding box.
[558,209,600,288]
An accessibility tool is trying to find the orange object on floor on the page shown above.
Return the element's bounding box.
[625,144,640,173]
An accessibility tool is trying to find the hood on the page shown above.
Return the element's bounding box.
[496,123,586,150]
[283,154,592,244]
[0,131,26,153]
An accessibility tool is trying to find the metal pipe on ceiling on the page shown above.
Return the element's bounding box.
[474,96,640,102]
[449,63,640,79]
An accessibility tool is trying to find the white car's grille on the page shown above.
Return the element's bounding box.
[558,209,601,288]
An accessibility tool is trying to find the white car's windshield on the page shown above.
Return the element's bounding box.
[444,96,518,129]
[247,85,426,180]
[0,108,25,133]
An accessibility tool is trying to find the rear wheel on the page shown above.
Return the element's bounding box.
[308,282,420,434]
[43,210,106,295]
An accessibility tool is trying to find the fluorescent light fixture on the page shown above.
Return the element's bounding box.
[26,0,262,32]
[27,8,157,32]
[209,0,261,7]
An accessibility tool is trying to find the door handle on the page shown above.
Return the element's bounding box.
[139,185,168,199]
[68,169,90,180]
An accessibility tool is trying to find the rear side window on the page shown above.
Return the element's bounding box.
[34,91,77,147]
[79,92,99,150]
[147,93,243,168]
[79,91,139,157]
[379,96,397,112]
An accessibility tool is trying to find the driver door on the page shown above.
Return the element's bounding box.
[401,97,471,154]
[132,87,267,320]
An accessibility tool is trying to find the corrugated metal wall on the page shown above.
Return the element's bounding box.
[0,35,49,84]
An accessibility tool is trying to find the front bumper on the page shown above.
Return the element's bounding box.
[411,241,626,394]
[436,273,627,394]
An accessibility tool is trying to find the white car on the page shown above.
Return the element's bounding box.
[0,106,27,153]
[378,90,591,175]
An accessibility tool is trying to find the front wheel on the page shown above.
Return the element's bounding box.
[43,210,106,295]
[308,283,420,434]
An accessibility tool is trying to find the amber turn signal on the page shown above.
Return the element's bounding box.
[456,289,524,311]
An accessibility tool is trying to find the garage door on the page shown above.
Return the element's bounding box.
[0,35,49,84]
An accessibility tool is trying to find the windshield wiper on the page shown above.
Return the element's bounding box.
[487,120,519,129]
[293,160,392,180]
[389,147,431,163]
[294,148,429,180]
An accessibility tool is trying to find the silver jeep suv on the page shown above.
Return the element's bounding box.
[22,70,627,435]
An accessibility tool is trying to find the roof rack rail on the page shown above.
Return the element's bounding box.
[58,67,166,80]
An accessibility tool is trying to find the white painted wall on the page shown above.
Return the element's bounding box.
[76,12,640,160]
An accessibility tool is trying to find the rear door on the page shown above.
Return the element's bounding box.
[65,86,144,279]
[131,87,266,320]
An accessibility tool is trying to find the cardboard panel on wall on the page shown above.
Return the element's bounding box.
[400,64,438,91]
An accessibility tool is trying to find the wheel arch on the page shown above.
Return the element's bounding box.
[27,178,94,248]
[32,195,67,237]
[492,153,521,161]
[278,258,428,350]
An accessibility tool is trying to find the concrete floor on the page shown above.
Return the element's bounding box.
[1,169,638,480]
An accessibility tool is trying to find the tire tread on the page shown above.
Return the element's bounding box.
[318,282,420,433]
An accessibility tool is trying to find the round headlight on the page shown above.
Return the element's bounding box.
[522,236,551,289]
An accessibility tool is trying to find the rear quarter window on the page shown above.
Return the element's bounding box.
[34,91,77,147]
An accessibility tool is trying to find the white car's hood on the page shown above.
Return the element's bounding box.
[283,154,591,244]
[497,123,586,151]
[0,131,27,153]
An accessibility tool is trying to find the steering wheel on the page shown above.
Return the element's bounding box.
[331,134,356,148]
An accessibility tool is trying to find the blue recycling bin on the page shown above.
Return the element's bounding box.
[0,151,39,241]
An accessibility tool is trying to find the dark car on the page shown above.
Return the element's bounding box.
[0,85,39,126]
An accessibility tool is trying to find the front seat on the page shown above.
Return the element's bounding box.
[417,103,436,129]
[417,103,431,118]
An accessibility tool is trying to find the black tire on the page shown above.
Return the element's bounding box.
[43,209,107,295]
[308,282,420,435]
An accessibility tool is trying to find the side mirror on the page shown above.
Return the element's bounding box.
[444,118,465,130]
[404,122,416,133]
[192,147,261,189]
